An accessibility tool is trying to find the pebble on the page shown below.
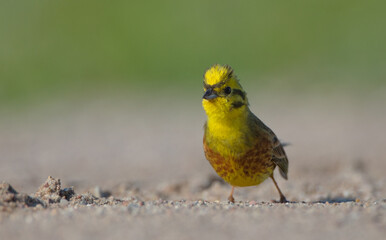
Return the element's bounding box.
[60,198,69,206]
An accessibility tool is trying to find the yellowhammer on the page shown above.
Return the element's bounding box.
[202,64,289,203]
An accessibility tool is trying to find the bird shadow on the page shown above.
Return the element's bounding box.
[268,197,358,204]
[312,197,357,204]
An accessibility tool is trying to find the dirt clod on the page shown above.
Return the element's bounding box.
[34,176,63,204]
[0,182,44,210]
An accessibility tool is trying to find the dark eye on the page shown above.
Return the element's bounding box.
[224,87,232,95]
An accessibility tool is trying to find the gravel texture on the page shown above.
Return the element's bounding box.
[0,176,385,240]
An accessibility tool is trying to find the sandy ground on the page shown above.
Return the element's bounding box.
[0,92,385,240]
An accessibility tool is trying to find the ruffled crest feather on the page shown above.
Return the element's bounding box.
[204,64,234,85]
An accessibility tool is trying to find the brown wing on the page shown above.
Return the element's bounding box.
[249,113,289,180]
[271,136,289,180]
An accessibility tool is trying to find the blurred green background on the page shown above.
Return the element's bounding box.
[1,0,385,109]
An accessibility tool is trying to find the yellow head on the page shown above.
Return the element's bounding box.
[202,64,249,120]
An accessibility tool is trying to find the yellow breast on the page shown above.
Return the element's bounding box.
[203,116,275,187]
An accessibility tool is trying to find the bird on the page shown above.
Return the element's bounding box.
[202,64,289,203]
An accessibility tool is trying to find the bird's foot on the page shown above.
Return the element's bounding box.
[280,196,288,203]
[271,196,288,203]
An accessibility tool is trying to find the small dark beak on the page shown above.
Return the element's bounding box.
[203,89,218,100]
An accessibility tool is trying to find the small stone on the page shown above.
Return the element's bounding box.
[94,186,103,198]
[0,182,18,202]
[93,186,111,198]
[60,198,69,206]
[60,187,75,200]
